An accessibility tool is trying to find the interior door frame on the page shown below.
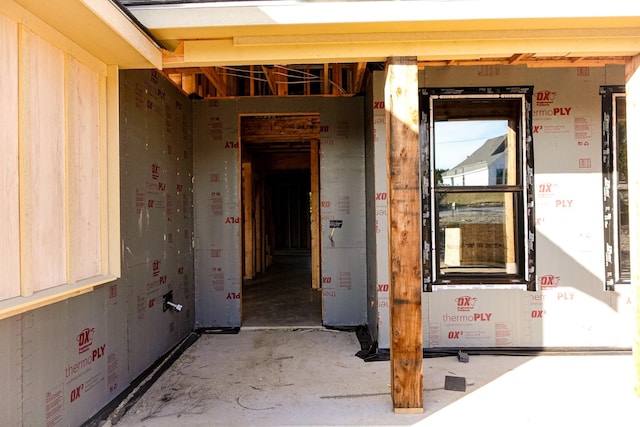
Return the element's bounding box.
[238,113,322,293]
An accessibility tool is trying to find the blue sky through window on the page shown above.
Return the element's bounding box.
[434,120,508,170]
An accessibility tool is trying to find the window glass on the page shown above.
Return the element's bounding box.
[434,120,510,186]
[437,192,519,276]
[615,96,629,278]
[602,88,629,289]
[421,88,533,289]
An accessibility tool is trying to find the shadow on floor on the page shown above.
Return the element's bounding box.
[112,328,638,427]
[242,251,322,327]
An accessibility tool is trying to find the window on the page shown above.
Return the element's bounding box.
[420,87,535,291]
[602,86,629,290]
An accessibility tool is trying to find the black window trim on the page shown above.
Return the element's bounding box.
[419,86,536,292]
[601,85,630,290]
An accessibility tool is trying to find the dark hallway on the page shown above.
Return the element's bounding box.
[242,250,322,327]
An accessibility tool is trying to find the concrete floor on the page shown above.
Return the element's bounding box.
[105,253,639,426]
[242,253,322,328]
[108,328,638,427]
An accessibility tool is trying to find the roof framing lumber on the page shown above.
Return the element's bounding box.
[200,67,227,96]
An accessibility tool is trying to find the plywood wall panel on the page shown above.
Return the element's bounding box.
[21,28,67,293]
[0,13,21,300]
[68,56,102,281]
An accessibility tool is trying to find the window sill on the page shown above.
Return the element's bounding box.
[0,275,117,321]
[431,283,528,291]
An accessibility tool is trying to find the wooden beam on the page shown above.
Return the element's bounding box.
[200,67,227,96]
[625,54,640,397]
[507,53,527,64]
[353,62,367,94]
[385,56,423,413]
[261,65,277,95]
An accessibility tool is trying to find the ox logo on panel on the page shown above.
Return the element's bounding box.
[77,328,95,355]
[535,90,557,106]
[455,296,477,312]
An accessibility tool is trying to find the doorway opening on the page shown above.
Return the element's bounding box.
[240,114,322,327]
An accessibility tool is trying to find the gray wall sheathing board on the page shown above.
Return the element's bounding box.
[0,69,195,426]
[364,72,379,341]
[119,70,195,372]
[0,316,22,426]
[372,65,634,349]
[193,99,242,328]
[193,97,367,327]
[371,71,391,348]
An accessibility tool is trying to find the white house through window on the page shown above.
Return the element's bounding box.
[420,87,535,291]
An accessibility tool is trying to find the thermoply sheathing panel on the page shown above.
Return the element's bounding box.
[193,97,367,328]
[193,99,242,328]
[318,99,367,326]
[21,289,113,427]
[372,71,391,349]
[372,65,632,350]
[120,70,195,375]
[0,315,22,426]
[364,77,379,343]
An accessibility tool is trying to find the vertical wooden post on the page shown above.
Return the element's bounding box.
[242,159,255,280]
[311,138,321,290]
[385,56,423,413]
[625,55,640,396]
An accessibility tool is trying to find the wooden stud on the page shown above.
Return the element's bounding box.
[385,56,423,413]
[200,67,228,97]
[255,173,263,274]
[249,65,255,97]
[261,65,277,95]
[323,63,330,95]
[332,63,342,95]
[277,65,288,96]
[353,62,367,94]
[504,123,517,273]
[242,159,255,280]
[311,138,321,290]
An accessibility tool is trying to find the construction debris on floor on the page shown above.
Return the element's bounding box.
[108,328,638,427]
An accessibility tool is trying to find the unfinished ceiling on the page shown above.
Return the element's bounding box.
[118,0,640,98]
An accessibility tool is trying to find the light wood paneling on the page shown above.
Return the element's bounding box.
[0,2,119,319]
[0,13,21,300]
[68,56,102,281]
[21,27,67,294]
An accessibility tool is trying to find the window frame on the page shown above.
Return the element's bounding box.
[420,87,535,291]
[601,85,629,290]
